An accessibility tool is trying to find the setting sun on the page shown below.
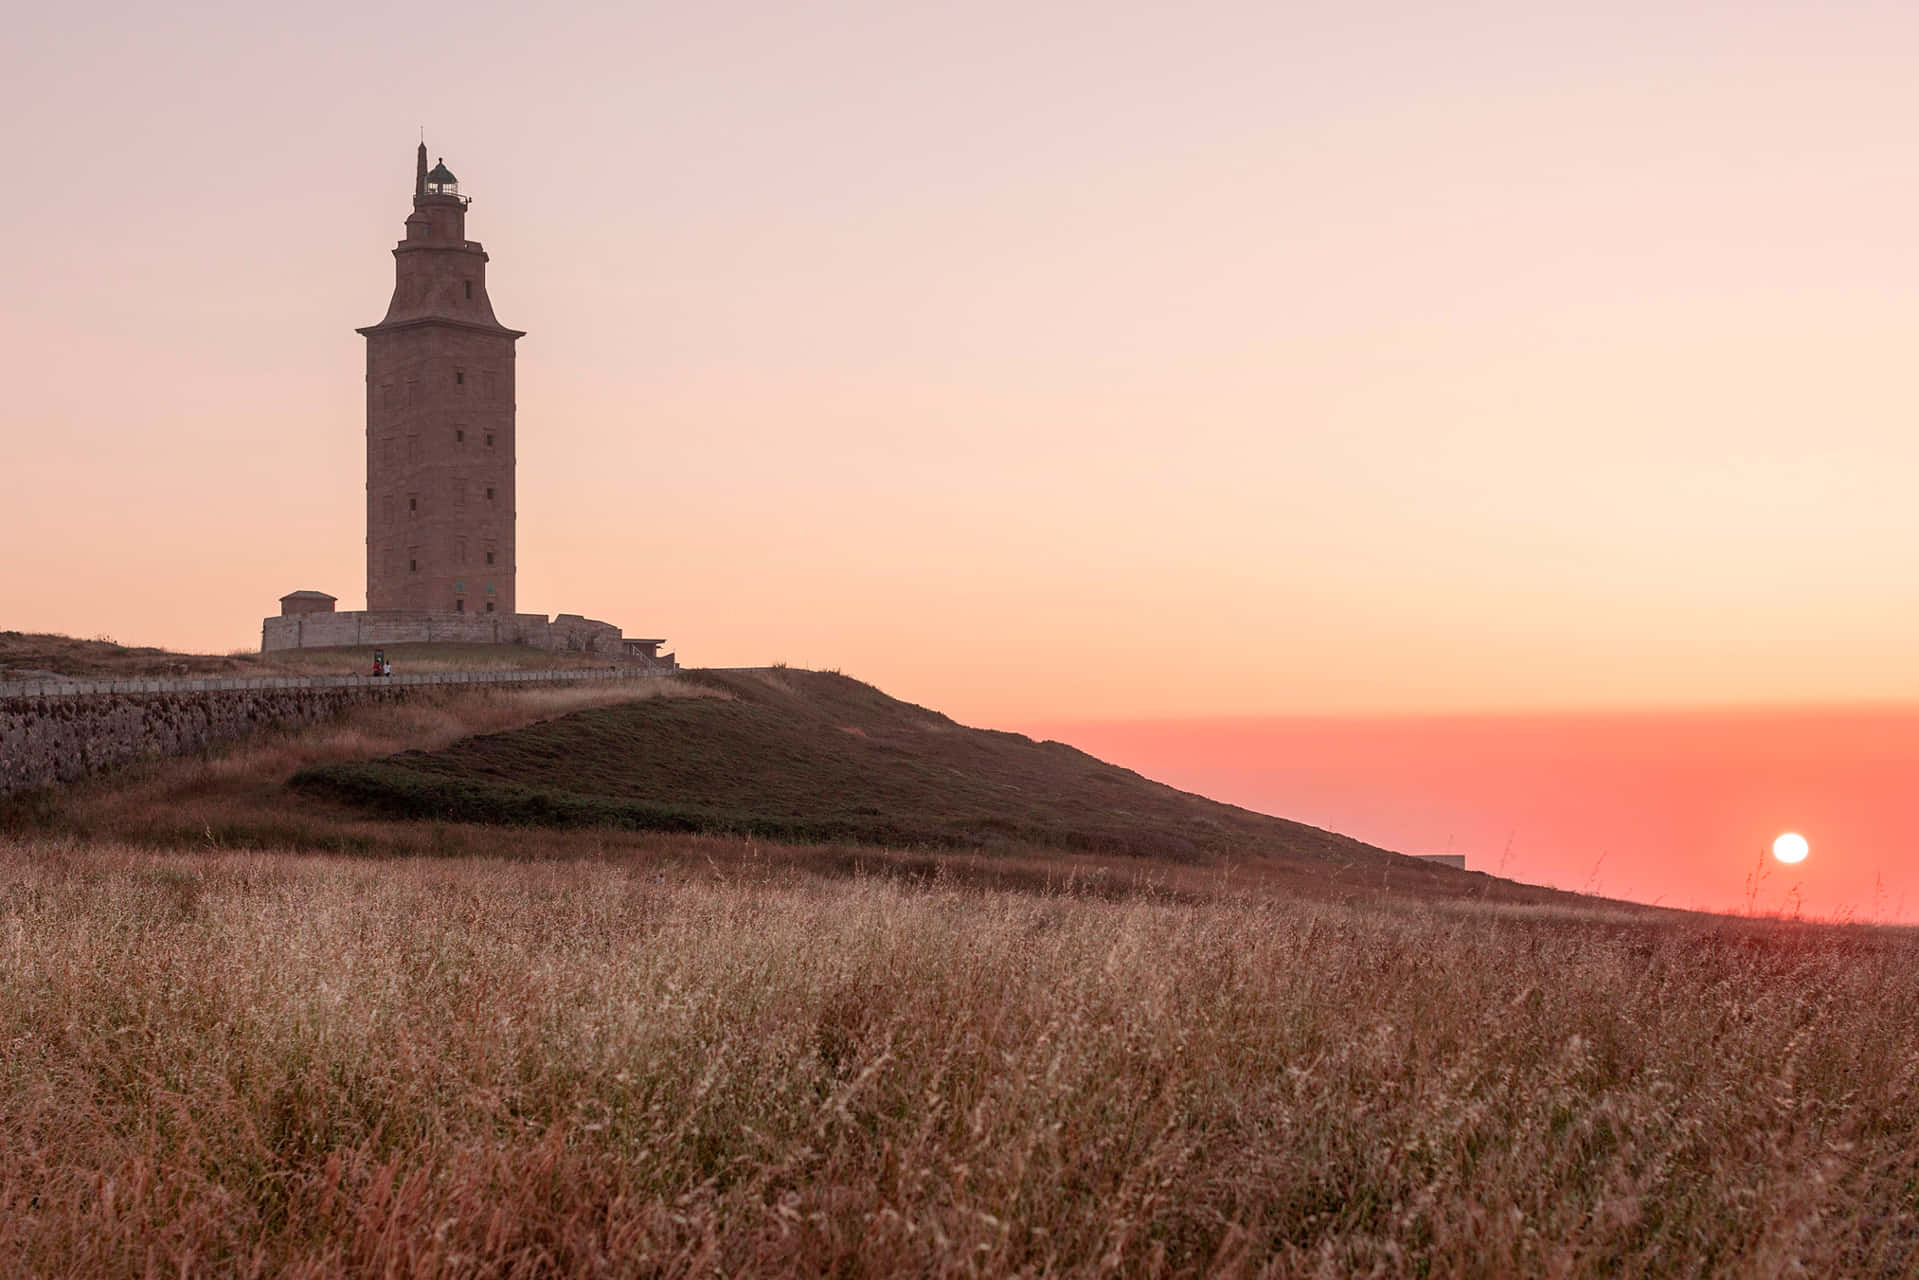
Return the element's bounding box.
[1773,832,1811,865]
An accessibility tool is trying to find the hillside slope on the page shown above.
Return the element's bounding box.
[294,669,1495,891]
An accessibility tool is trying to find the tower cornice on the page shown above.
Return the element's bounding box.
[392,240,489,258]
[356,315,527,339]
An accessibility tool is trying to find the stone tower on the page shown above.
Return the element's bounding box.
[358,143,524,615]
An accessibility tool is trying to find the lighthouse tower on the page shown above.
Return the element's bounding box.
[357,144,524,615]
[261,142,670,667]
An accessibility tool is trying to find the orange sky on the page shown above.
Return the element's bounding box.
[5,3,1916,912]
[1022,707,1919,921]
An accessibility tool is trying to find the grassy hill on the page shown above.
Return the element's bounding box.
[293,668,1502,893]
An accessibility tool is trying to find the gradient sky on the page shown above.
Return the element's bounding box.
[6,3,1917,912]
[1025,707,1919,920]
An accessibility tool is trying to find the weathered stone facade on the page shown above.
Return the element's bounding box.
[359,146,522,616]
[260,609,672,665]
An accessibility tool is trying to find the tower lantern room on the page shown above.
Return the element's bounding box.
[423,159,468,203]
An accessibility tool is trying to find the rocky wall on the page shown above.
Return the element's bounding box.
[0,686,404,796]
[0,667,667,797]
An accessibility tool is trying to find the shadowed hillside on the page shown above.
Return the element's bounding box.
[294,669,1532,897]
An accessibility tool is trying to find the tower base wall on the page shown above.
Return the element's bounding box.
[261,610,672,667]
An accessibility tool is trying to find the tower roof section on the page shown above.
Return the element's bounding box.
[360,142,521,338]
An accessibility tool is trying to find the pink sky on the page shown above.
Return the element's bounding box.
[6,3,1916,912]
[1022,707,1919,921]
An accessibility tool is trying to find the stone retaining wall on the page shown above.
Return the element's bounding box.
[0,667,667,798]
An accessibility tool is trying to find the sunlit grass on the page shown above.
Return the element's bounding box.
[2,844,1914,1275]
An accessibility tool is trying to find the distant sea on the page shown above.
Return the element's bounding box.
[1023,707,1919,923]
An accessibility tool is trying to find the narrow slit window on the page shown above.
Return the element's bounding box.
[463,281,472,300]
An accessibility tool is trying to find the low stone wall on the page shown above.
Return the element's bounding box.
[0,667,667,798]
[262,610,643,657]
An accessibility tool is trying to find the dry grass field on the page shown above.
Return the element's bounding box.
[3,846,1915,1276]
[6,669,1917,1274]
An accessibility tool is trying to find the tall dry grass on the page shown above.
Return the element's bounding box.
[3,843,1915,1276]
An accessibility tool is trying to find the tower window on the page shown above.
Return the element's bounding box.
[409,558,418,572]
[455,370,464,386]
[455,598,465,612]
[464,281,472,299]
[485,550,495,565]
[408,495,417,513]
[485,486,495,501]
[485,601,495,613]
[484,432,494,447]
[455,428,464,443]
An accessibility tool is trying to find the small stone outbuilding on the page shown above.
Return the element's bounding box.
[279,591,338,617]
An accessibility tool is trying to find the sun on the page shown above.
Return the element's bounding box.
[1772,832,1810,865]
